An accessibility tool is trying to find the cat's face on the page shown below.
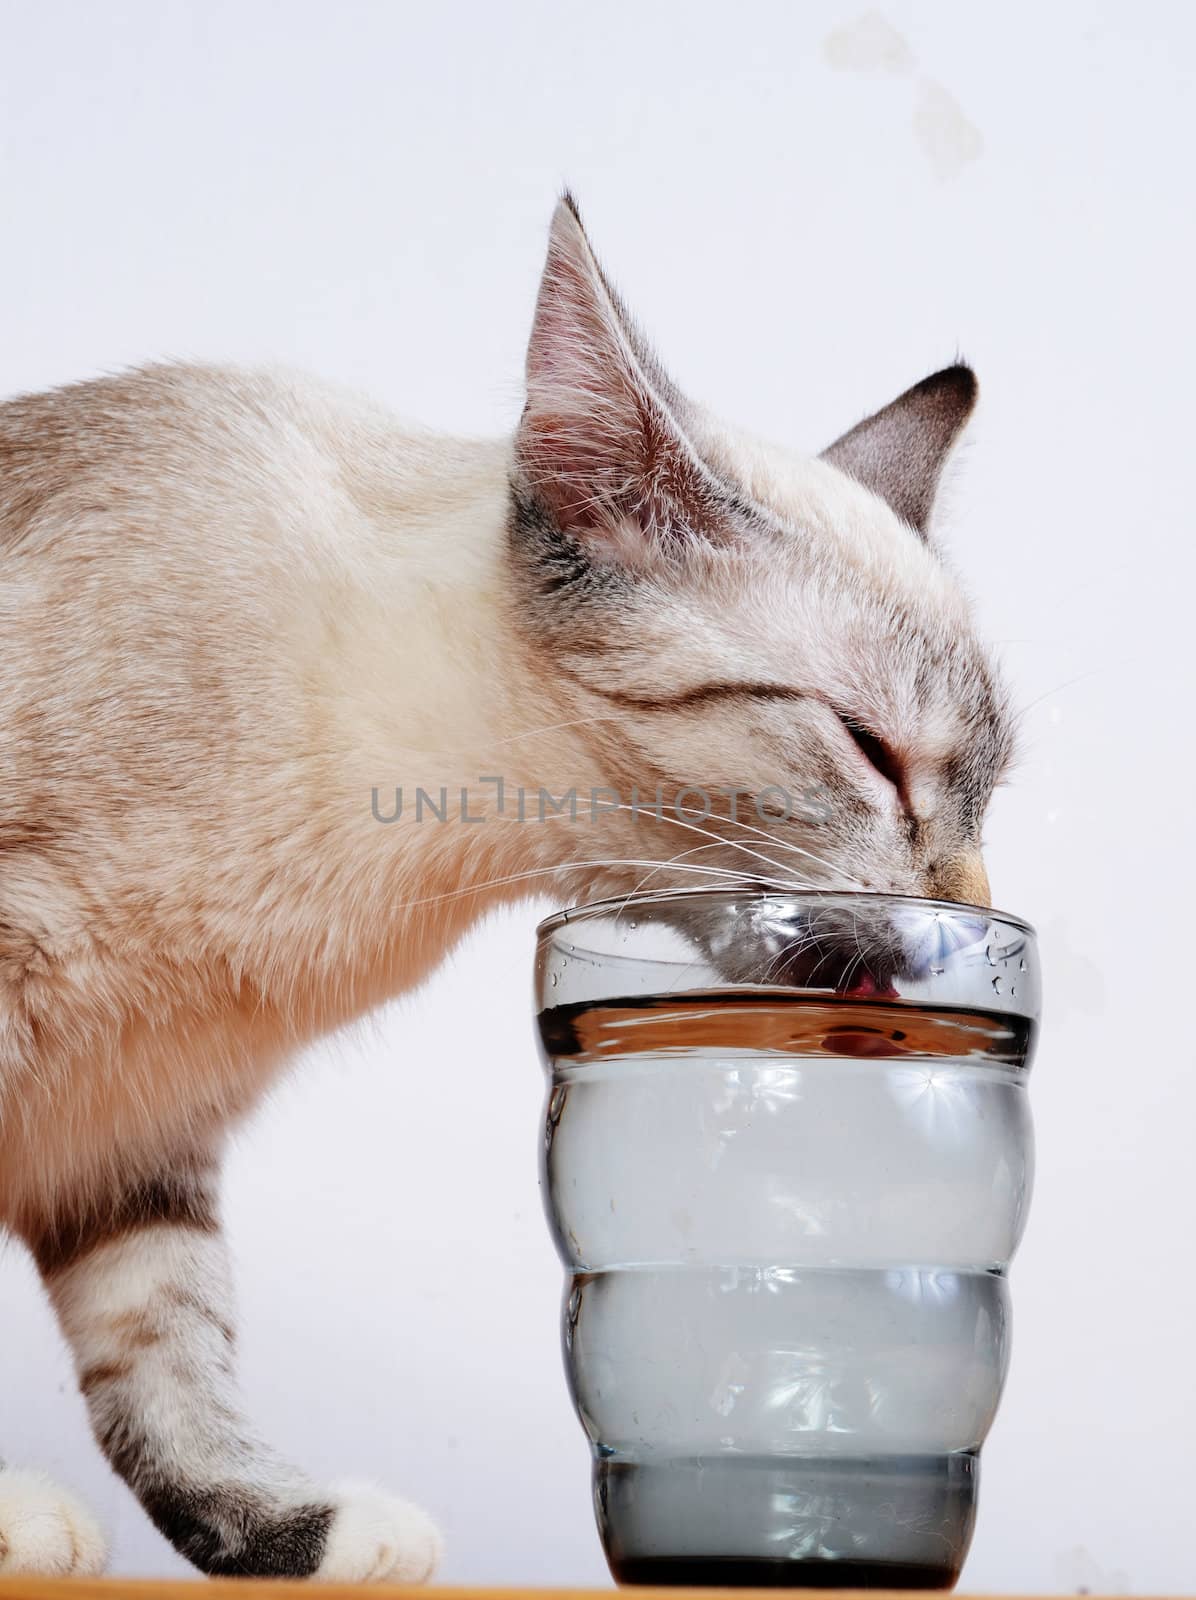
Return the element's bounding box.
[509,196,1014,910]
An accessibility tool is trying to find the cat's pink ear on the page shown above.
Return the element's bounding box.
[517,195,715,560]
[821,365,978,537]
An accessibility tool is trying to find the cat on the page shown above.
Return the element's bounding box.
[0,193,1013,1578]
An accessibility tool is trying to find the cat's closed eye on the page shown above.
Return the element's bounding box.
[835,713,907,799]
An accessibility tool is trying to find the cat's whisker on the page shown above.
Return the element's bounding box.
[451,793,863,894]
[390,789,830,891]
[387,854,780,914]
[672,806,866,887]
[1014,666,1111,720]
[618,840,815,909]
[593,803,808,879]
[371,774,859,902]
[593,802,867,891]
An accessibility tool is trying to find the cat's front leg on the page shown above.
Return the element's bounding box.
[27,1149,441,1581]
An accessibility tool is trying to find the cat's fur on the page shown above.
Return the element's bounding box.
[0,196,1012,1577]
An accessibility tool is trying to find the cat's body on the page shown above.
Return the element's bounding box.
[1,366,536,1224]
[0,199,1012,1577]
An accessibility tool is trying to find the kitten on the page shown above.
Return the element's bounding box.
[0,195,1012,1578]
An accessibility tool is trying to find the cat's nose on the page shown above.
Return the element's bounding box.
[927,852,991,909]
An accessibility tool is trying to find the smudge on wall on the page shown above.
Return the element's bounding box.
[913,80,984,180]
[823,11,983,181]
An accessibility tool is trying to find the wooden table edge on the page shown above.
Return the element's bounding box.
[0,1583,1173,1600]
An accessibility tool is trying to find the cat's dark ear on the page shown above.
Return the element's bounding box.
[820,365,978,537]
[517,193,716,560]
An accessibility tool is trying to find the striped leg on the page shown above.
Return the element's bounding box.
[29,1154,441,1581]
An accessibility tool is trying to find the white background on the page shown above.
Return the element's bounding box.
[1,1,1192,1591]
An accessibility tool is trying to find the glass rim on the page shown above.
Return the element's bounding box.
[536,886,1036,941]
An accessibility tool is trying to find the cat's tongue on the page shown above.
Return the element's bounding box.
[843,967,899,1000]
[778,944,901,999]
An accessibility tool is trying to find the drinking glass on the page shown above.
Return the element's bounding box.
[534,890,1039,1588]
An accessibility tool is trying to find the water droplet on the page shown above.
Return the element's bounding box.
[1019,957,1027,973]
[930,964,945,977]
[550,971,558,987]
[992,976,1004,995]
[628,919,638,929]
[985,943,996,966]
[1010,984,1018,998]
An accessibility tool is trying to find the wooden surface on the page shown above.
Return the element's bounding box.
[0,1585,1009,1600]
[0,1584,1151,1600]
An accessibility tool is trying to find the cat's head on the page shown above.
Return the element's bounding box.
[507,195,1014,912]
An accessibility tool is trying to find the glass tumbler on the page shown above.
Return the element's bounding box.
[534,890,1039,1589]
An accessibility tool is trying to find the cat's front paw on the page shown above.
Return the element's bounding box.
[315,1481,442,1583]
[0,1467,107,1575]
